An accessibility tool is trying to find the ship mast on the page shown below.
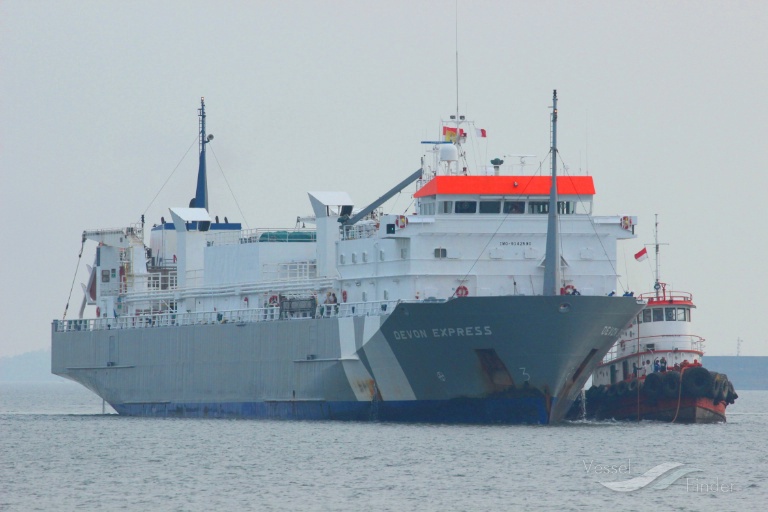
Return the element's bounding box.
[194,97,210,212]
[653,213,662,298]
[543,90,561,296]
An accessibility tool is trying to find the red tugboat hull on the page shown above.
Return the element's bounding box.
[593,394,726,423]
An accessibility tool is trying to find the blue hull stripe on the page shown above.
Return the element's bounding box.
[113,397,554,424]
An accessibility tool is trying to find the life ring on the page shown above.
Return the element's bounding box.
[397,215,408,229]
[96,306,101,318]
[563,284,575,295]
[621,216,631,230]
[341,290,347,303]
[269,295,279,306]
[456,285,469,297]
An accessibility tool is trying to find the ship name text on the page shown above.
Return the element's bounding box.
[393,326,493,340]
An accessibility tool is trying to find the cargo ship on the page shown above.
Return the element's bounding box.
[52,92,644,424]
[575,216,738,423]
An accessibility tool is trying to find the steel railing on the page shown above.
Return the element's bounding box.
[53,299,400,332]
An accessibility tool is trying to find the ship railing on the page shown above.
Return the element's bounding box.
[124,272,178,293]
[205,228,317,246]
[52,299,400,332]
[120,277,335,304]
[638,290,693,303]
[99,271,178,298]
[602,334,706,363]
[341,223,378,241]
[316,300,399,318]
[83,225,143,240]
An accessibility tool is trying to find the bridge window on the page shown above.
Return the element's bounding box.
[678,308,689,322]
[642,309,652,323]
[665,307,676,321]
[557,201,574,214]
[652,308,664,322]
[573,200,592,214]
[528,201,549,214]
[439,201,453,214]
[420,201,436,215]
[455,201,477,214]
[503,201,525,214]
[479,201,501,213]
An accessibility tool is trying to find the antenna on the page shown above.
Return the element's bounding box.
[455,0,459,127]
[651,214,669,297]
[503,155,537,173]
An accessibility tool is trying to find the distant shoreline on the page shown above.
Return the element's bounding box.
[0,350,66,383]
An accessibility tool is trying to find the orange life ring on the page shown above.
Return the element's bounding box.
[621,216,631,230]
[563,284,576,295]
[456,285,469,297]
[397,215,408,229]
[96,306,101,317]
[269,295,279,306]
[342,290,347,302]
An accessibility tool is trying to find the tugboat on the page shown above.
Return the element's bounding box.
[575,216,738,423]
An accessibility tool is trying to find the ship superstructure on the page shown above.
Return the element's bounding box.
[52,93,645,424]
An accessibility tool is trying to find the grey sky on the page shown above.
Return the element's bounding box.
[2,1,766,358]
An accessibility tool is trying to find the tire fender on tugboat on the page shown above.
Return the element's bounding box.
[643,372,663,399]
[662,371,682,399]
[713,373,729,404]
[682,366,714,398]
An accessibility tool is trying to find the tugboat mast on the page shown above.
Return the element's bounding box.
[653,213,663,298]
[543,90,561,296]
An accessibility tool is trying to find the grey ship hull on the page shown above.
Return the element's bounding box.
[52,295,643,424]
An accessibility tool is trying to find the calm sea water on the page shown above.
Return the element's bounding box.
[1,382,766,511]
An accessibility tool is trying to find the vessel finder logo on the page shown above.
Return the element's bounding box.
[598,461,702,492]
